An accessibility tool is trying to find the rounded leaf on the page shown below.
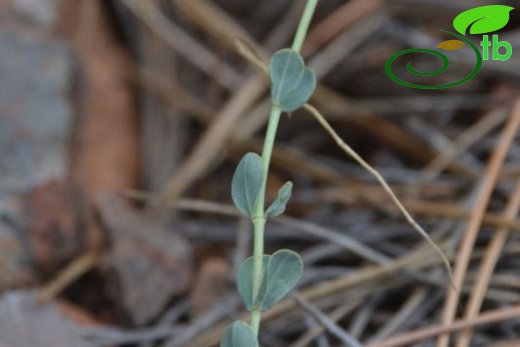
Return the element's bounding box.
[280,68,316,112]
[269,49,316,112]
[453,5,514,35]
[437,39,465,51]
[231,153,264,217]
[219,321,258,347]
[270,49,305,104]
[257,249,303,311]
[236,255,270,311]
[265,181,293,218]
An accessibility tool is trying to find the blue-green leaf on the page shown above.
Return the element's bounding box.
[236,255,270,311]
[453,5,514,35]
[269,49,316,112]
[219,321,258,347]
[256,249,303,311]
[265,181,293,218]
[280,68,316,112]
[231,153,264,217]
[270,49,305,105]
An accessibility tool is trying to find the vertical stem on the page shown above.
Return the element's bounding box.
[259,106,283,197]
[291,0,319,52]
[249,0,319,337]
[251,106,282,335]
[250,217,264,333]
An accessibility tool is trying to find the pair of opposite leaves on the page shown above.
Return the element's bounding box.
[231,151,304,313]
[438,4,515,51]
[231,152,292,219]
[220,250,303,347]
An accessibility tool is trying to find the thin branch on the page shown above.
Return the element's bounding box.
[303,103,454,284]
[366,304,520,347]
[36,251,100,304]
[438,96,520,347]
[292,293,364,347]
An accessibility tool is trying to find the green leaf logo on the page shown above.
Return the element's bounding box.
[453,5,514,35]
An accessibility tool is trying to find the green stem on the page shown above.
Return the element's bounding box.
[250,216,264,334]
[251,105,282,335]
[249,0,319,337]
[291,0,319,53]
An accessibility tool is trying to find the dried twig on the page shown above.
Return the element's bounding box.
[438,96,520,347]
[292,293,363,347]
[36,251,100,304]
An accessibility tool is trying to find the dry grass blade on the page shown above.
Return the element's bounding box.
[233,38,268,74]
[423,106,508,179]
[365,304,520,347]
[161,76,266,204]
[128,189,389,264]
[438,96,520,347]
[36,251,100,304]
[171,0,261,54]
[116,0,241,89]
[302,0,383,56]
[289,300,361,347]
[401,200,520,231]
[455,147,520,345]
[369,288,428,341]
[292,293,363,347]
[324,188,520,231]
[278,216,389,264]
[303,103,454,285]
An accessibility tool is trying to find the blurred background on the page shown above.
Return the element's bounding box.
[1,0,520,346]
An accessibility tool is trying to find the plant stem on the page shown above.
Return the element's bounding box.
[251,105,282,335]
[291,0,319,52]
[250,0,319,336]
[250,217,264,334]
